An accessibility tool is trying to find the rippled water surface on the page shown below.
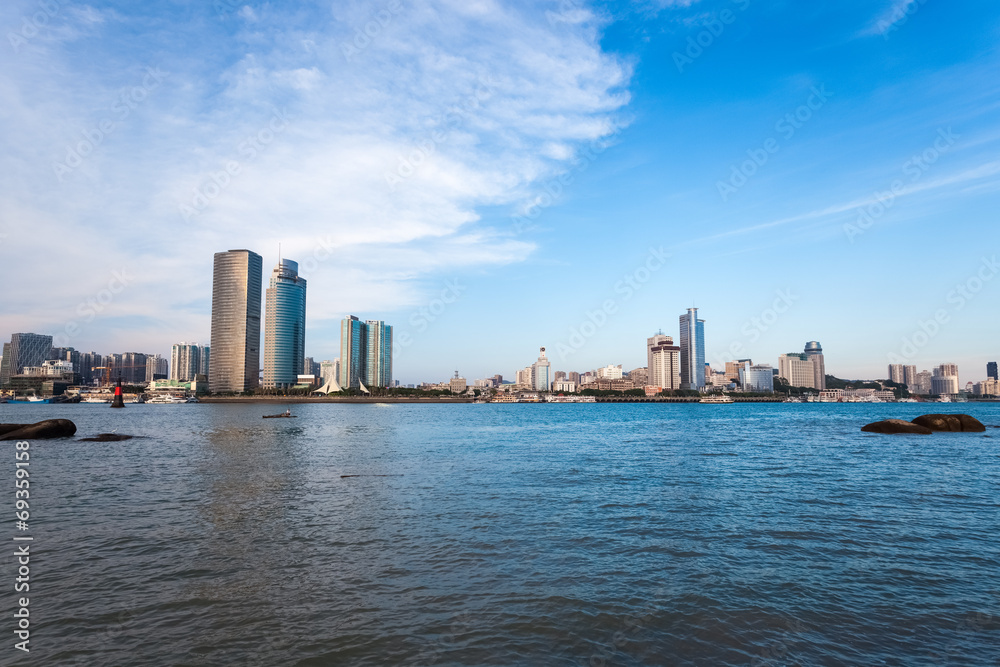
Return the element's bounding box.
[2,402,999,666]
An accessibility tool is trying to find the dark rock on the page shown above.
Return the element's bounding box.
[0,419,77,441]
[79,433,134,442]
[861,419,933,435]
[912,414,986,433]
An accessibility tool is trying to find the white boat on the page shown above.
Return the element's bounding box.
[146,395,189,404]
[700,395,734,404]
[82,395,112,403]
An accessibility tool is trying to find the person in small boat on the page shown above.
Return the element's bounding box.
[284,408,291,416]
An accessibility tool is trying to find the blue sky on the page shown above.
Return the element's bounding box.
[1,0,998,386]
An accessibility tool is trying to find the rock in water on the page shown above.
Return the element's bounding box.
[0,419,77,441]
[911,414,986,432]
[861,419,933,435]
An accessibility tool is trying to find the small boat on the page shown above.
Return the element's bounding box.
[700,394,734,404]
[263,409,296,419]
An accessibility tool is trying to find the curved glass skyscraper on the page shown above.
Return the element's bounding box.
[263,259,307,389]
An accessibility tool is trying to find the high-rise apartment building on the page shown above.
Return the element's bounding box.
[937,363,959,377]
[365,321,393,388]
[0,333,54,387]
[263,259,307,389]
[339,317,393,389]
[988,361,998,381]
[533,347,551,391]
[171,342,209,381]
[209,249,263,394]
[679,308,705,390]
[340,316,365,389]
[647,334,681,390]
[888,364,905,384]
[145,355,169,382]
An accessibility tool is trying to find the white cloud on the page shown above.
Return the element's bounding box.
[0,0,631,353]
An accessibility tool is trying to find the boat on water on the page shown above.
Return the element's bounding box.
[263,409,296,419]
[700,394,735,404]
[146,395,190,404]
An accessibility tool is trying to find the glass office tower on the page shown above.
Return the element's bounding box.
[263,259,307,389]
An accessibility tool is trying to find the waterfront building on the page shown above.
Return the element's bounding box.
[931,374,959,395]
[515,366,534,388]
[365,321,393,387]
[450,372,468,394]
[78,352,104,385]
[778,343,826,390]
[0,333,54,387]
[974,379,999,396]
[171,343,206,382]
[533,348,551,391]
[647,334,681,390]
[107,352,150,384]
[209,249,263,394]
[320,359,339,383]
[726,359,752,382]
[340,316,366,389]
[679,308,705,390]
[988,362,998,381]
[740,364,775,393]
[339,317,393,389]
[628,367,648,386]
[596,364,624,380]
[263,259,307,389]
[778,353,817,388]
[567,372,580,385]
[552,380,577,393]
[938,363,959,377]
[803,341,826,390]
[915,370,933,394]
[889,364,905,384]
[145,355,168,382]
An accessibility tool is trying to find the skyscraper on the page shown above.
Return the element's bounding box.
[679,308,705,390]
[365,321,393,388]
[989,362,998,381]
[803,341,826,390]
[340,316,366,389]
[338,317,393,389]
[263,259,307,389]
[209,249,263,394]
[647,334,681,390]
[533,347,551,391]
[0,333,54,387]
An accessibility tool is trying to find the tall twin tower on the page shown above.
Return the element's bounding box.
[209,249,306,393]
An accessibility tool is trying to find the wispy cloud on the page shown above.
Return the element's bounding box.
[0,0,631,352]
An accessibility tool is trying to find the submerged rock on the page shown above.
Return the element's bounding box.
[911,414,986,433]
[861,419,932,435]
[0,419,78,441]
[79,433,134,442]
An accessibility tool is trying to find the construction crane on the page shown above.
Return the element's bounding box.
[98,364,149,387]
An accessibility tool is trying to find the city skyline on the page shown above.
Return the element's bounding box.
[2,1,999,383]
